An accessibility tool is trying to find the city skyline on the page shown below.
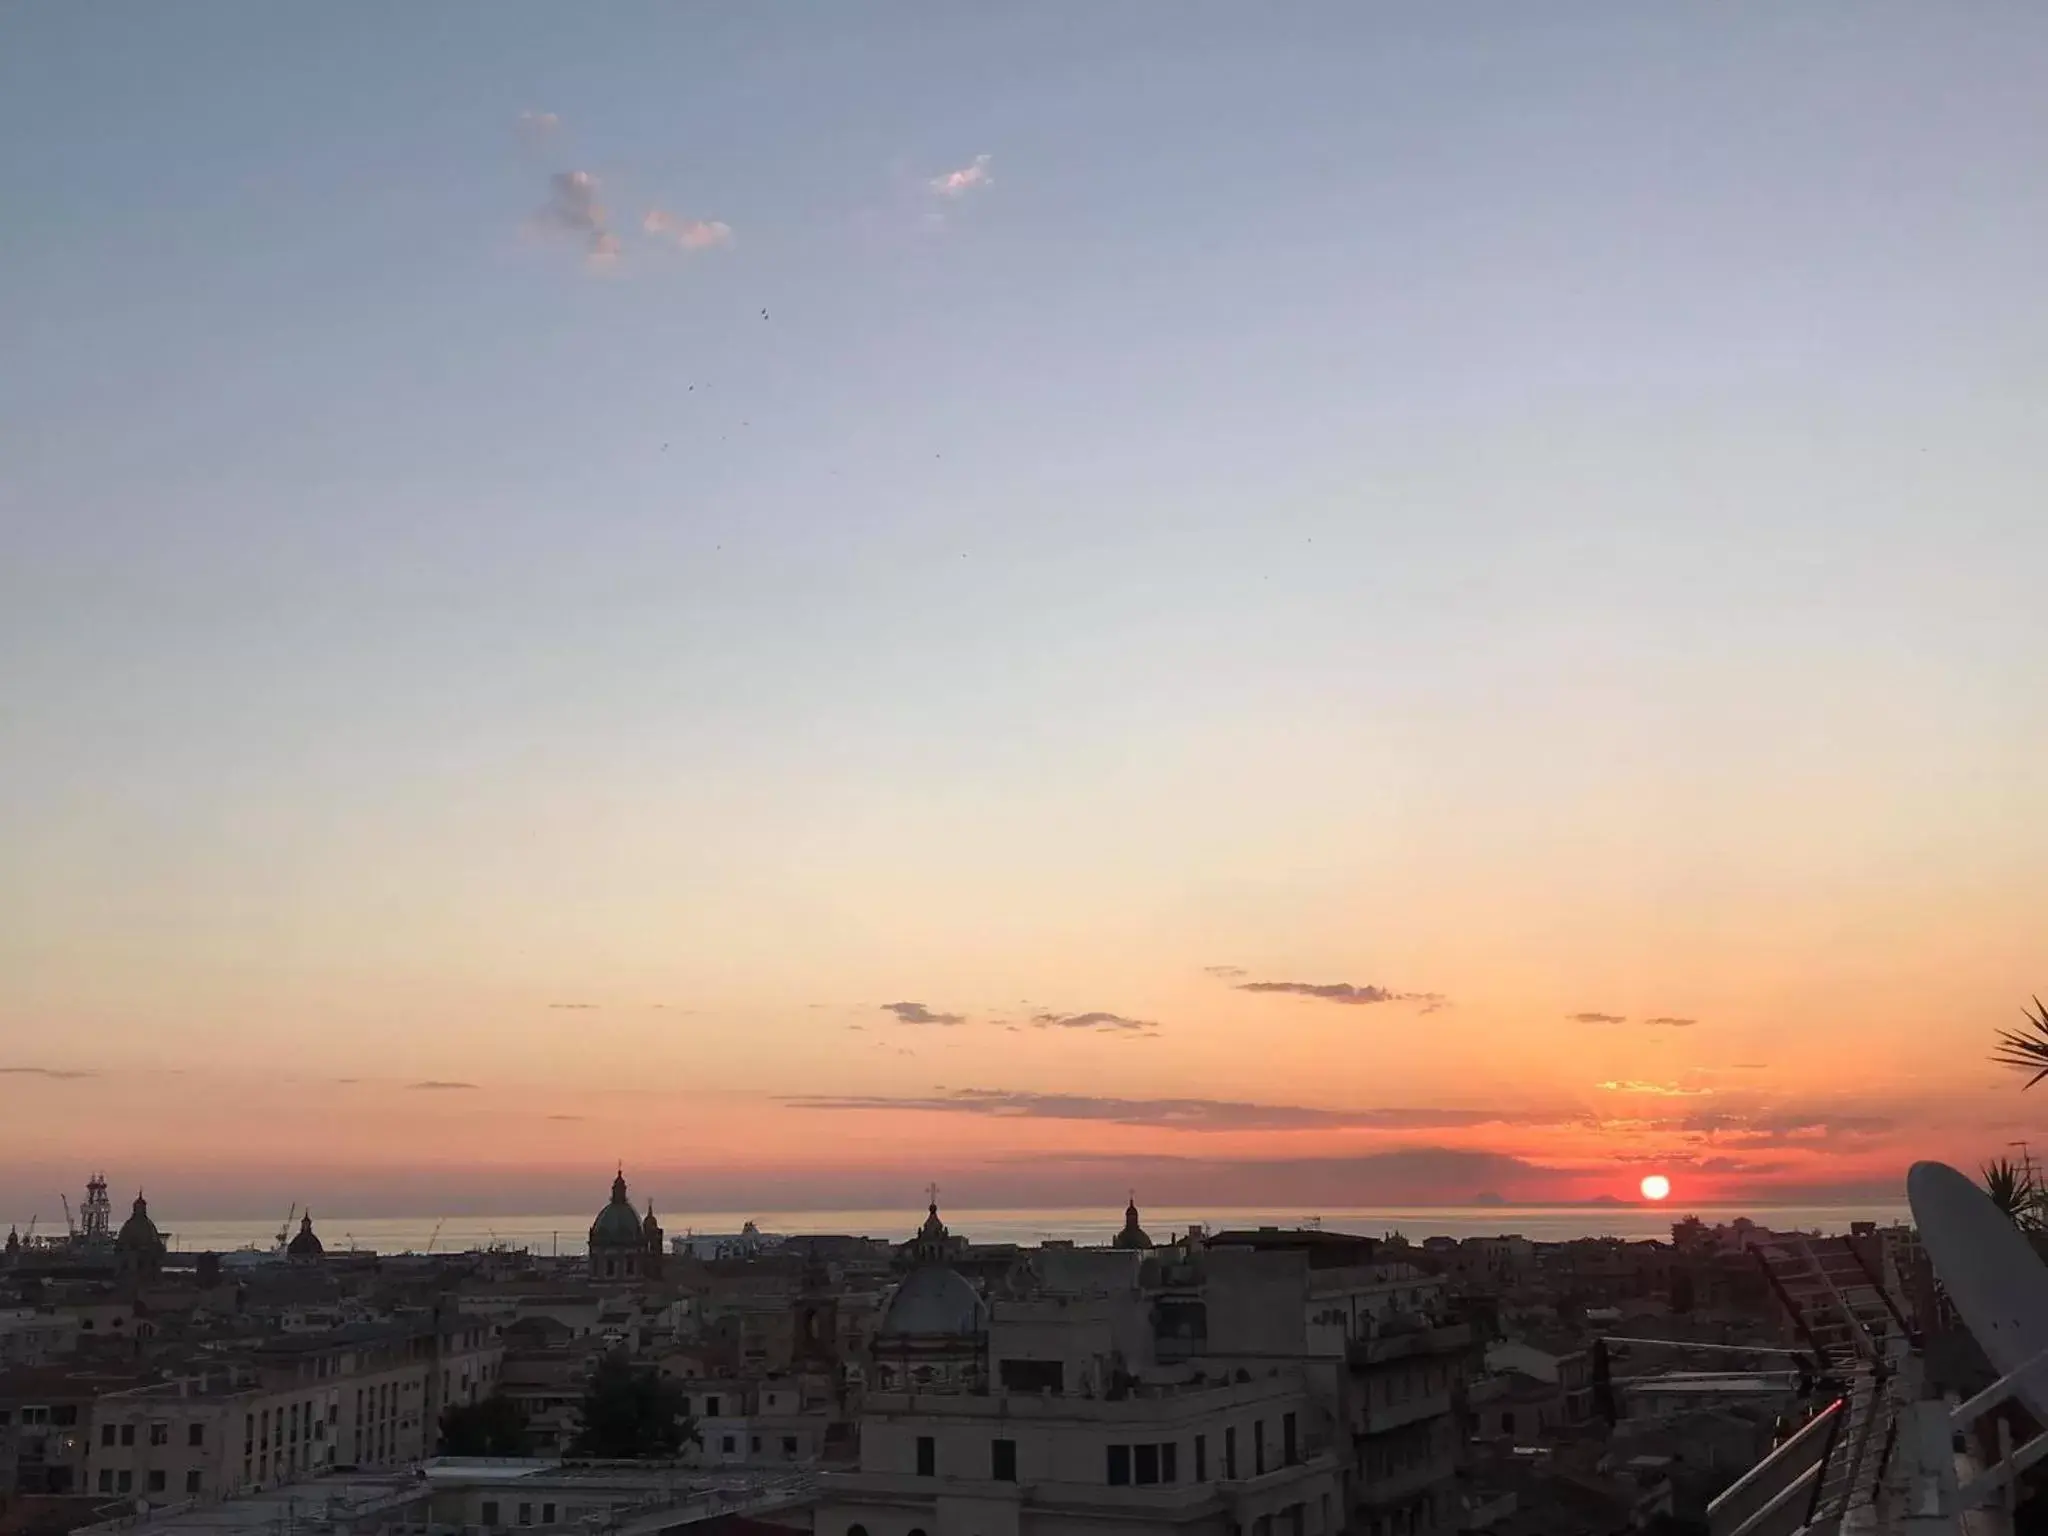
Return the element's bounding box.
[4,5,2045,1217]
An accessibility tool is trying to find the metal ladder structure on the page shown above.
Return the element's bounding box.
[1707,1234,1913,1536]
[1752,1232,1909,1372]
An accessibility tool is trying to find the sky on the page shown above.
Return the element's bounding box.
[3,4,2046,1224]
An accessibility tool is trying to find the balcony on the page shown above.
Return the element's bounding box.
[1355,1388,1453,1437]
[1353,1451,1456,1508]
[1346,1322,1471,1367]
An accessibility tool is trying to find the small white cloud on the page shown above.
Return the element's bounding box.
[643,209,734,251]
[543,170,604,235]
[535,170,621,271]
[1594,1080,1713,1098]
[520,110,561,136]
[929,154,993,199]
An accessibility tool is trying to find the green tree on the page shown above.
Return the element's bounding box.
[1981,1157,2040,1229]
[1670,1215,1710,1254]
[438,1393,534,1457]
[1992,996,2048,1087]
[568,1354,699,1460]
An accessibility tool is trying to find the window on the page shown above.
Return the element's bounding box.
[99,1470,114,1494]
[916,1436,936,1477]
[751,1435,761,1453]
[1196,1434,1208,1482]
[992,1438,1016,1482]
[187,1471,203,1494]
[1255,1419,1266,1477]
[1163,1441,1179,1482]
[118,1471,134,1494]
[481,1502,500,1527]
[1107,1444,1131,1486]
[705,1394,721,1417]
[782,1436,798,1456]
[121,1423,136,1447]
[1501,1409,1515,1435]
[189,1423,205,1447]
[1136,1444,1160,1485]
[721,1436,735,1454]
[542,1505,556,1525]
[1284,1412,1298,1466]
[1225,1427,1238,1480]
[102,1424,117,1447]
[518,1503,533,1526]
[151,1422,169,1446]
[53,1406,78,1426]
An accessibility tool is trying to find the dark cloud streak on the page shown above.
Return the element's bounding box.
[882,1002,968,1027]
[1235,980,1445,1009]
[1030,1011,1159,1037]
[785,1087,1564,1133]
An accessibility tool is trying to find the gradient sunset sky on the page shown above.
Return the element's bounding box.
[3,5,2045,1223]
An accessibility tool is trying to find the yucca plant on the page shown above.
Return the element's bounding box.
[1992,996,2048,1087]
[1982,1157,2040,1228]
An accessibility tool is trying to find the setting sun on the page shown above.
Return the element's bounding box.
[1640,1174,1672,1202]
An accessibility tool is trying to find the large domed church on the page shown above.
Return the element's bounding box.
[588,1168,664,1281]
[872,1196,987,1392]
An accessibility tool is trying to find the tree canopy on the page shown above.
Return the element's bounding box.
[438,1393,534,1458]
[569,1354,699,1460]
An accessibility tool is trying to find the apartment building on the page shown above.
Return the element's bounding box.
[1155,1231,1475,1536]
[820,1373,1343,1536]
[81,1312,500,1505]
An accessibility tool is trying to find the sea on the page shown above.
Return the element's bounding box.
[126,1203,1914,1257]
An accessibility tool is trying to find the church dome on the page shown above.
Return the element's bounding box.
[116,1194,163,1252]
[1113,1198,1151,1250]
[287,1213,324,1259]
[879,1265,988,1339]
[589,1170,645,1248]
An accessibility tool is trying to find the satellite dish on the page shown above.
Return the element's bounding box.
[1908,1159,2048,1418]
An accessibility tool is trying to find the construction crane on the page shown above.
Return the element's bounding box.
[275,1203,296,1251]
[61,1193,77,1239]
[424,1217,446,1254]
